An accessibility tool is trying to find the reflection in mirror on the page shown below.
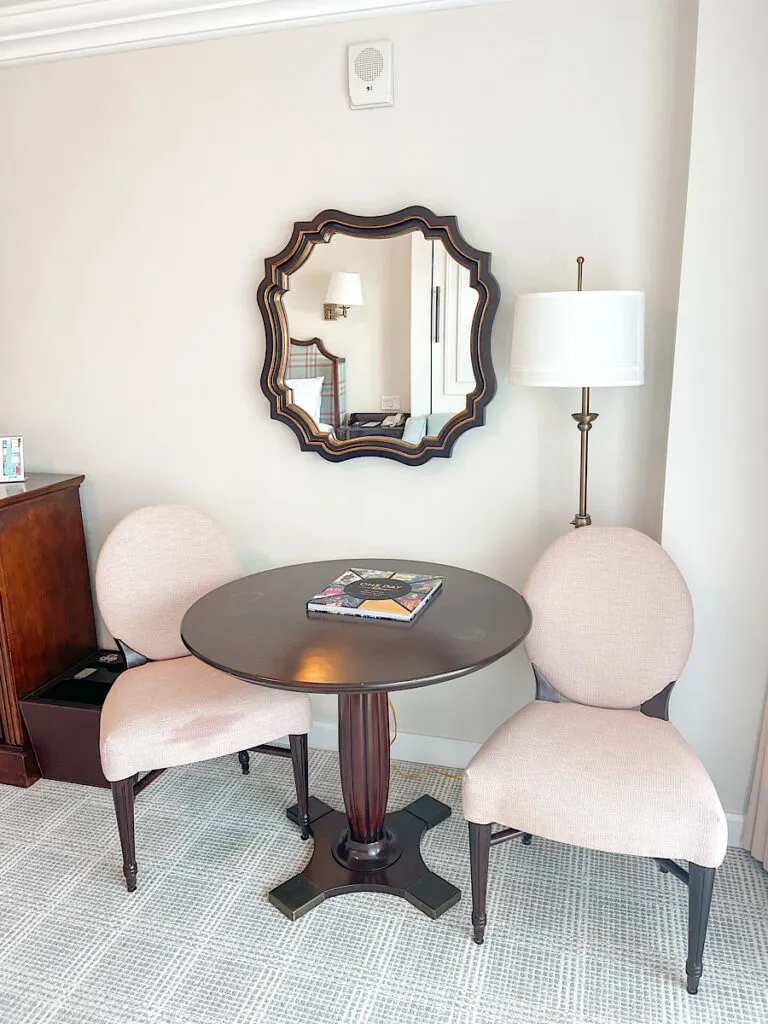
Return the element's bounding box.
[282,230,479,444]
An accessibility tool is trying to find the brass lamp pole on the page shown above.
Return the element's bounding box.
[571,257,597,528]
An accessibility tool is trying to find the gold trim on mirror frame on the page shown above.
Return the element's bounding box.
[257,206,500,465]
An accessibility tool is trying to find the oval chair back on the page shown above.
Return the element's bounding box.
[96,504,242,662]
[522,526,693,709]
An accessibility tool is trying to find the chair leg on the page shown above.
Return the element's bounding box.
[111,776,138,892]
[686,863,716,995]
[522,833,533,846]
[289,734,310,840]
[468,822,492,945]
[238,750,250,775]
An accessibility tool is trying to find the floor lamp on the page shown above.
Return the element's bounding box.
[509,259,645,527]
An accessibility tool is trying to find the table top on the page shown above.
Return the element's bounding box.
[181,559,531,694]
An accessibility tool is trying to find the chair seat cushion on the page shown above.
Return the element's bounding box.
[462,701,727,868]
[100,657,312,782]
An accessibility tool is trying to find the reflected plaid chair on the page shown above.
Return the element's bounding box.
[287,338,346,429]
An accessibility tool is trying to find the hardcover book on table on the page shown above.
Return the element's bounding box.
[307,568,443,622]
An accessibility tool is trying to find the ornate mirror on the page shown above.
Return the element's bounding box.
[258,207,499,464]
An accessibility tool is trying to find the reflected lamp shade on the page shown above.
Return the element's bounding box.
[325,272,364,307]
[509,290,645,388]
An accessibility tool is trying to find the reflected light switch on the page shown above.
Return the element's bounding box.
[381,396,400,411]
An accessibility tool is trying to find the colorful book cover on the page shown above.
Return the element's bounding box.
[307,568,443,622]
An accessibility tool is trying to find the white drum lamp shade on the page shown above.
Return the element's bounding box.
[326,272,364,307]
[509,291,645,388]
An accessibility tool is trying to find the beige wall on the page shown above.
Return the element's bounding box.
[0,1,697,762]
[282,233,411,414]
[662,0,768,821]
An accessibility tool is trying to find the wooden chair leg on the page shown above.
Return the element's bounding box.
[468,822,492,944]
[289,734,310,840]
[686,863,716,994]
[111,776,138,892]
[238,750,250,775]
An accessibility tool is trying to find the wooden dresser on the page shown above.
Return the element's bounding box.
[0,474,97,786]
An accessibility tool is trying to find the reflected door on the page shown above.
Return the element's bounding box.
[432,241,477,414]
[410,235,477,418]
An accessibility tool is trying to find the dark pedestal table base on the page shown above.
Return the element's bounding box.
[270,794,460,921]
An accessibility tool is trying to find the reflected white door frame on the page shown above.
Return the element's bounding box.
[410,234,477,417]
[409,232,433,417]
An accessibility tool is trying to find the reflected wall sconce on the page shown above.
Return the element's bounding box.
[324,272,363,320]
[509,258,645,528]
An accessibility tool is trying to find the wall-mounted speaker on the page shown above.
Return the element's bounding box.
[348,41,394,110]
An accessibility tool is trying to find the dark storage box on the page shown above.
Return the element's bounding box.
[19,649,125,788]
[347,412,408,439]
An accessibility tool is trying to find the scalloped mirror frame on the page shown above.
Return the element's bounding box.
[257,206,500,465]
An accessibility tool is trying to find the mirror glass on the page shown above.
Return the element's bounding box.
[281,229,479,444]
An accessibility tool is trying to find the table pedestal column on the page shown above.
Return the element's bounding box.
[270,689,460,922]
[336,692,400,868]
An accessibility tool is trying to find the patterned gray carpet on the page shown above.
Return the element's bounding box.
[1,748,766,1024]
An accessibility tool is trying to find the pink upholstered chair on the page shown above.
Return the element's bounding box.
[462,527,727,995]
[96,505,312,892]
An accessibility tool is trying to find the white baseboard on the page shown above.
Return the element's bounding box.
[308,723,747,848]
[726,813,745,849]
[308,720,480,770]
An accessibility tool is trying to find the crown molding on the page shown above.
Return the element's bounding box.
[0,0,506,67]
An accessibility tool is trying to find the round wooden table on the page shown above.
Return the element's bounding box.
[181,559,531,921]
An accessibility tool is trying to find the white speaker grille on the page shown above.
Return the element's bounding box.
[354,46,384,83]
